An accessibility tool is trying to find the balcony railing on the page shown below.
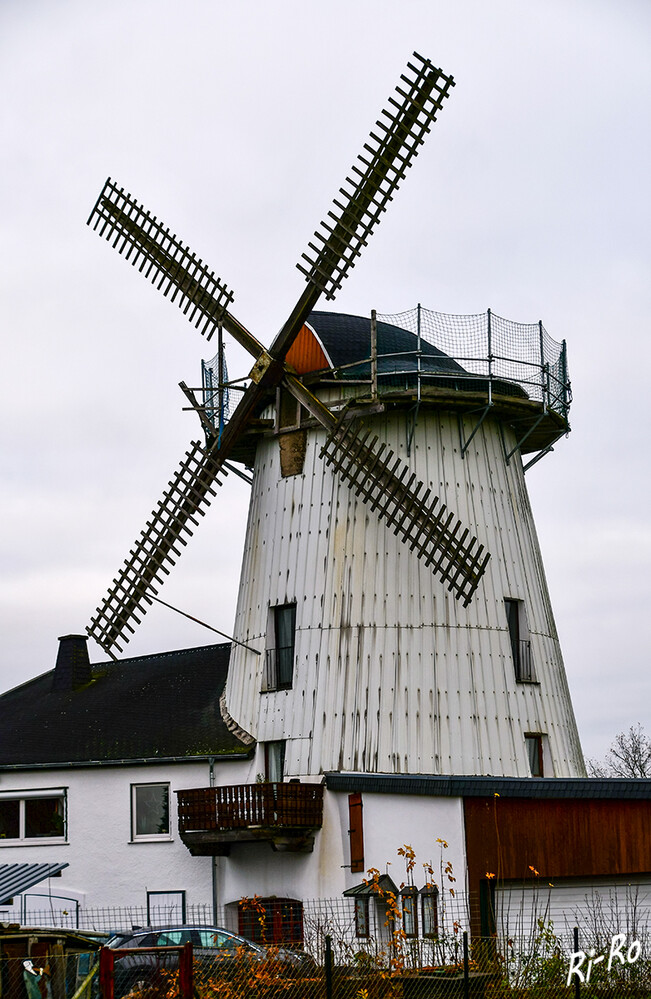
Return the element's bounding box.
[261,647,294,692]
[515,639,536,683]
[176,782,324,856]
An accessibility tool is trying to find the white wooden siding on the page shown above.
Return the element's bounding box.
[224,402,585,778]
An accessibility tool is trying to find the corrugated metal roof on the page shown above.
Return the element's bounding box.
[325,773,651,800]
[0,862,69,905]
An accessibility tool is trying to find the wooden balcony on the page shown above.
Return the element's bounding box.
[175,782,324,856]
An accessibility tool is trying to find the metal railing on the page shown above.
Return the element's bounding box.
[515,639,536,682]
[261,646,294,692]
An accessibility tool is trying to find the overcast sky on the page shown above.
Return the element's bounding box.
[1,0,649,765]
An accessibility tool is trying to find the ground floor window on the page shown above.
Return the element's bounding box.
[354,897,370,938]
[401,886,419,937]
[147,890,186,924]
[238,897,303,946]
[421,886,439,938]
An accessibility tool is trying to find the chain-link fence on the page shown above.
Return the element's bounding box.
[5,882,651,997]
[1,949,99,999]
[3,932,651,998]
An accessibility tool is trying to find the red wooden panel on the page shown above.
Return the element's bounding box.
[349,792,365,874]
[285,324,330,374]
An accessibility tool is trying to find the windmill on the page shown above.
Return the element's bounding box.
[86,53,490,659]
[86,52,585,780]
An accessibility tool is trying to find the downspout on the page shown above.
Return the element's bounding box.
[209,757,220,923]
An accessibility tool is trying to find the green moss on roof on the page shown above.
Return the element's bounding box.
[0,643,251,767]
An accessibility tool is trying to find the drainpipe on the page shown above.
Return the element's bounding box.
[209,758,219,923]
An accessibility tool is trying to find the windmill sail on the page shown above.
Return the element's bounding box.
[319,418,489,605]
[297,53,454,301]
[87,52,488,657]
[87,441,227,654]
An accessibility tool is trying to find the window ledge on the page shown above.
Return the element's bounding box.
[129,836,173,844]
[0,838,68,847]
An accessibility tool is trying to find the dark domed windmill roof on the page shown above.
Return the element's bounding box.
[287,311,467,380]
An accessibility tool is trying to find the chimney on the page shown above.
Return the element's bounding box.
[52,634,92,691]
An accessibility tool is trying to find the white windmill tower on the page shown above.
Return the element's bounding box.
[85,52,585,792]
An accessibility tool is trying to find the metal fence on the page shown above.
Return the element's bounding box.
[4,883,651,996]
[375,307,571,420]
[3,933,651,998]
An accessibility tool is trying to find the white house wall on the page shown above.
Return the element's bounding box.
[225,406,584,778]
[214,789,467,908]
[0,759,250,912]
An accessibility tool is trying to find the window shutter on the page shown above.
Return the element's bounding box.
[348,792,364,873]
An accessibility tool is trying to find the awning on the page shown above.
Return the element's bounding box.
[343,873,398,897]
[0,863,69,905]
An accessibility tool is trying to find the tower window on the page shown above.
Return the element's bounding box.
[505,598,535,682]
[263,603,296,691]
[525,734,544,777]
[264,740,286,782]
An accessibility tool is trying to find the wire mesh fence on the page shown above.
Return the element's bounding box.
[4,934,651,998]
[1,949,99,999]
[375,307,570,419]
[4,883,651,996]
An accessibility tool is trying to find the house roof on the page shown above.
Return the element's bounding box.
[0,643,250,768]
[325,772,651,800]
[343,874,399,898]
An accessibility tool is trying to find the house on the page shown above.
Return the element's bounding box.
[0,636,251,923]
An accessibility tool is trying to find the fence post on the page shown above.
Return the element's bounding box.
[487,308,493,407]
[179,941,193,999]
[98,947,114,999]
[463,930,469,999]
[370,310,378,401]
[325,934,333,999]
[574,926,580,999]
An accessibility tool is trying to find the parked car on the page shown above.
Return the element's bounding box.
[106,924,316,995]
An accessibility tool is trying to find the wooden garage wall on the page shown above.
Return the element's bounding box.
[464,796,651,933]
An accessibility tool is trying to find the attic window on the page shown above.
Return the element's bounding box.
[131,783,170,841]
[0,790,66,844]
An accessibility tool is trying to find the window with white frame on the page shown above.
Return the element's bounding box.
[264,740,286,783]
[131,783,170,840]
[0,790,66,843]
[525,734,544,777]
